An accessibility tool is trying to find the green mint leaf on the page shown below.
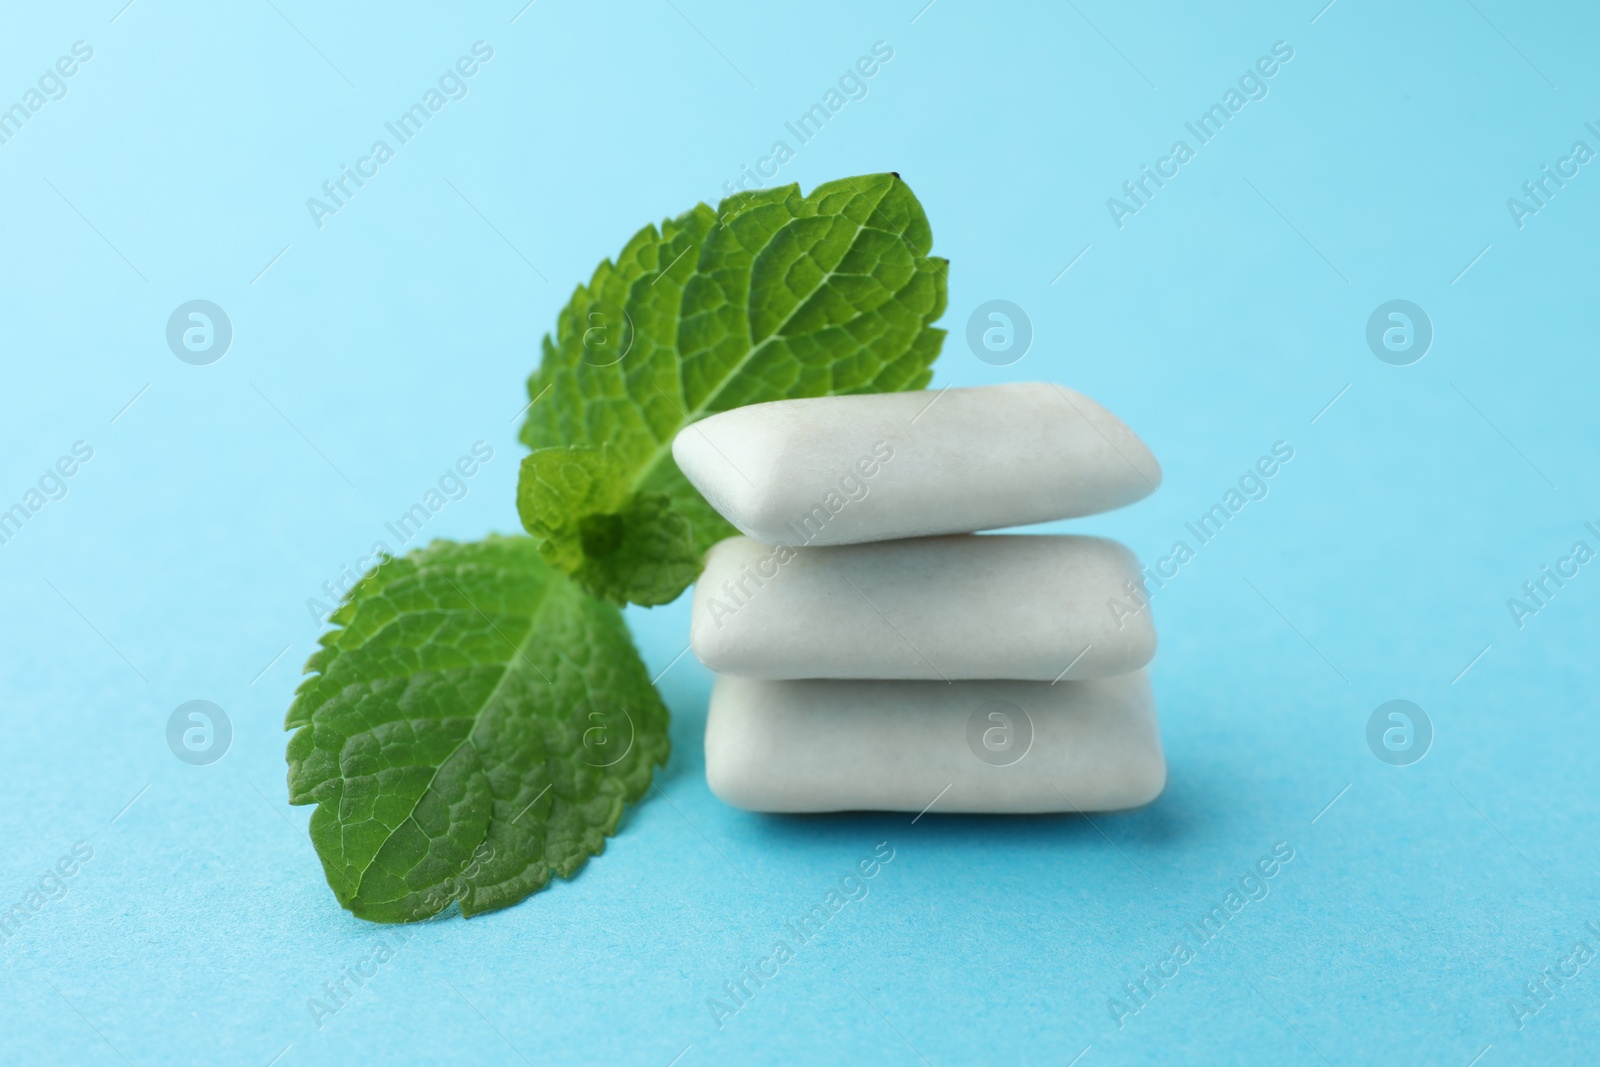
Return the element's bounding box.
[515,445,700,608]
[518,172,948,606]
[285,536,669,923]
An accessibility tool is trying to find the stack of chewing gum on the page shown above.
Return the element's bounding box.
[671,382,1166,815]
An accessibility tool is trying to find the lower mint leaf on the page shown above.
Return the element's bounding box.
[285,535,670,923]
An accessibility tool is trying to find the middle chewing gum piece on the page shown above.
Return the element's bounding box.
[691,533,1156,682]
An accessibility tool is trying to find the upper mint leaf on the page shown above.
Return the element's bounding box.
[285,536,669,923]
[518,173,948,606]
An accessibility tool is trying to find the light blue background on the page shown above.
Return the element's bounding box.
[2,1,1597,1063]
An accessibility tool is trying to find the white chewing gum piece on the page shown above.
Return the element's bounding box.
[691,534,1155,681]
[670,382,1161,545]
[704,671,1165,814]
